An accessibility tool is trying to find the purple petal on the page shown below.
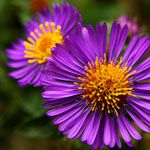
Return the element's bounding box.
[103,114,111,145]
[9,63,37,79]
[133,92,150,100]
[7,60,28,68]
[53,105,83,124]
[129,103,150,122]
[58,105,87,132]
[125,108,150,132]
[96,23,107,59]
[121,35,138,65]
[133,71,150,81]
[82,27,95,61]
[92,128,101,149]
[109,22,121,62]
[109,22,118,61]
[133,57,150,73]
[114,25,128,62]
[117,116,131,142]
[43,96,80,107]
[42,90,82,99]
[109,117,116,148]
[129,96,150,110]
[133,83,150,91]
[46,101,80,116]
[87,111,101,145]
[114,118,122,148]
[126,36,149,68]
[67,107,90,139]
[121,112,142,140]
[81,111,96,142]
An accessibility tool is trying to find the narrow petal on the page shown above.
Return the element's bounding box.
[96,23,107,59]
[133,83,150,91]
[125,108,150,132]
[58,105,87,132]
[126,36,149,68]
[129,96,150,110]
[133,57,150,73]
[67,108,90,139]
[121,35,138,64]
[53,105,83,124]
[114,25,128,62]
[103,114,111,145]
[117,116,131,142]
[46,101,80,116]
[81,111,96,142]
[109,22,119,61]
[129,103,150,122]
[121,112,142,140]
[133,92,150,100]
[109,117,116,148]
[87,111,101,145]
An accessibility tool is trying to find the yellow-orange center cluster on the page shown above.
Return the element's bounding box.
[24,22,63,64]
[78,56,135,116]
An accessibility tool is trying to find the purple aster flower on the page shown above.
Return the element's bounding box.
[41,22,150,149]
[6,3,82,86]
[117,16,139,35]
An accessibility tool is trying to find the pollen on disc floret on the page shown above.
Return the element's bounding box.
[24,22,63,64]
[77,56,135,116]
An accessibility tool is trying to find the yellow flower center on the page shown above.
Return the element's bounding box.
[77,56,135,115]
[24,22,63,64]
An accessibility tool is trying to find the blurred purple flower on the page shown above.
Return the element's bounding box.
[6,3,82,86]
[42,22,150,149]
[117,16,139,35]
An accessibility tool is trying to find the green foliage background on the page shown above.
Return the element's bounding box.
[0,0,150,150]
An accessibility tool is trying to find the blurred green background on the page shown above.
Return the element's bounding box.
[0,0,150,150]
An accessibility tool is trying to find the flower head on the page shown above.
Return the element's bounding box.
[117,16,139,35]
[7,3,82,86]
[42,22,150,149]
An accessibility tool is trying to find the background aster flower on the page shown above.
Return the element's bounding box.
[6,2,82,86]
[117,16,139,35]
[41,22,150,149]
